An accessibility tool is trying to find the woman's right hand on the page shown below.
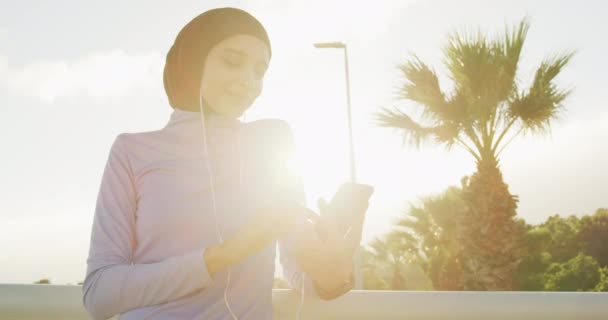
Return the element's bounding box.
[204,203,317,275]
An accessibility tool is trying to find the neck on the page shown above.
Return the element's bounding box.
[174,101,240,120]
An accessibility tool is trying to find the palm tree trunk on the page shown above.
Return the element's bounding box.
[391,261,405,290]
[460,157,520,290]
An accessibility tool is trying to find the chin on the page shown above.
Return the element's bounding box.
[222,104,252,118]
[232,100,255,116]
[210,96,255,118]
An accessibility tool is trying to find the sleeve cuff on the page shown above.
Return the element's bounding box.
[183,248,215,289]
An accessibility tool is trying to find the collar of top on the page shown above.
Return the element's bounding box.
[165,108,242,130]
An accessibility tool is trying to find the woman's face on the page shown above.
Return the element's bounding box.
[200,34,270,117]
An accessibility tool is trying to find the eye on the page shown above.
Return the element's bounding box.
[223,54,243,67]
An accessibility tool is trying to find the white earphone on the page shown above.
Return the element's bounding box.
[197,88,240,320]
[198,82,306,320]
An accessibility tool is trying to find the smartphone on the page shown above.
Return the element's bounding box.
[321,182,374,235]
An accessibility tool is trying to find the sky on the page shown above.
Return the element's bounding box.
[1,0,607,284]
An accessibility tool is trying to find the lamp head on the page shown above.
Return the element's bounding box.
[313,41,345,49]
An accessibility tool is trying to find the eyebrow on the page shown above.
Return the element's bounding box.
[222,48,269,69]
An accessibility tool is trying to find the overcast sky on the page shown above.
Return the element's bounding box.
[1,0,606,284]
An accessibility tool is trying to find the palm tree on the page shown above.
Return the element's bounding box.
[363,230,419,290]
[375,19,573,290]
[397,186,467,290]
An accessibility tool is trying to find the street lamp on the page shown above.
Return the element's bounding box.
[313,41,363,289]
[313,41,357,184]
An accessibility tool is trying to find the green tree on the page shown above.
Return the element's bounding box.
[513,225,552,290]
[34,279,51,284]
[544,253,602,291]
[595,267,608,292]
[375,19,573,290]
[579,208,608,267]
[540,214,581,263]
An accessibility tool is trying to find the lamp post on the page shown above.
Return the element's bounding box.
[313,42,357,183]
[313,41,362,289]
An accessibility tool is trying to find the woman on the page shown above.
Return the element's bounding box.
[82,7,364,320]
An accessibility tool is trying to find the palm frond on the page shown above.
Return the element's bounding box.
[397,56,449,122]
[509,52,574,132]
[444,21,530,124]
[494,18,529,102]
[390,229,418,246]
[444,90,469,123]
[374,107,460,148]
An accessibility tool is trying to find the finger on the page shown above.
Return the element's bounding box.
[299,206,320,223]
[317,197,329,213]
[278,204,315,225]
[344,220,364,253]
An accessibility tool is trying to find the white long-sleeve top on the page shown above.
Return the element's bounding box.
[83,109,313,320]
